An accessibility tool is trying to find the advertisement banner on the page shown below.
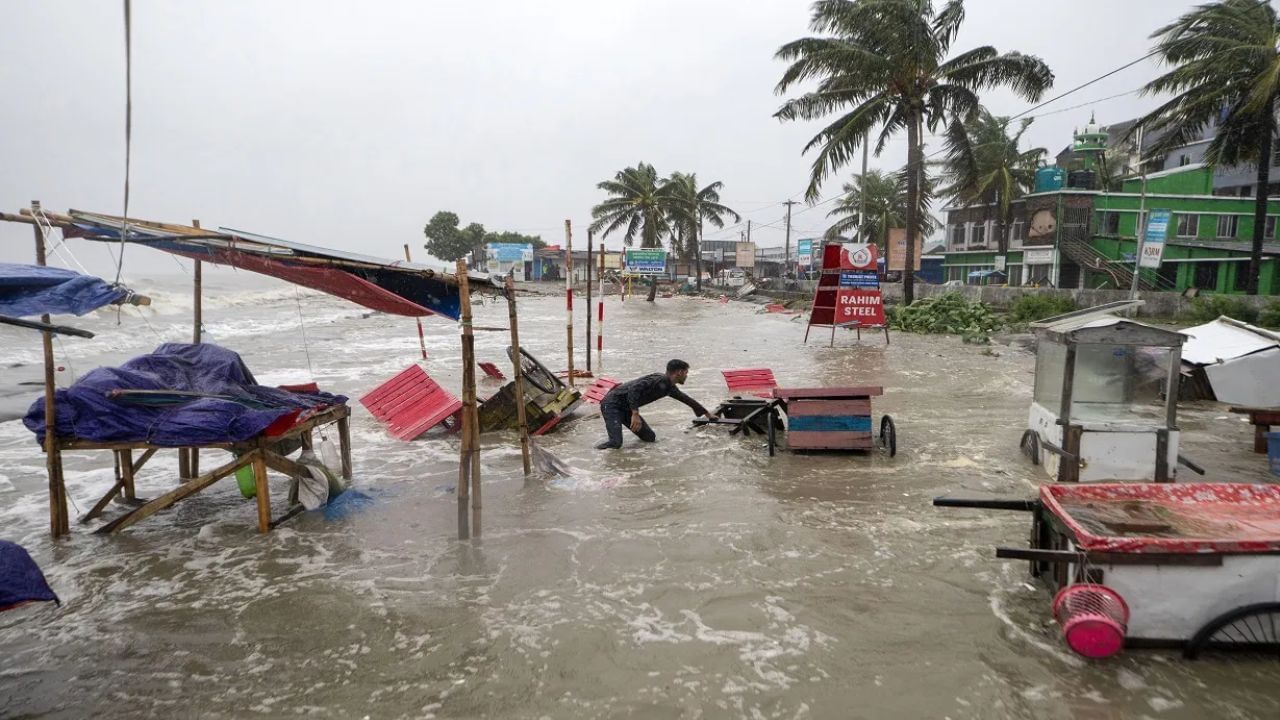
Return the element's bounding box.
[491,243,533,262]
[839,271,880,289]
[735,242,757,268]
[1024,249,1055,265]
[994,255,1007,272]
[886,229,921,272]
[1140,209,1171,269]
[797,239,814,267]
[838,243,878,271]
[623,248,668,275]
[835,289,886,327]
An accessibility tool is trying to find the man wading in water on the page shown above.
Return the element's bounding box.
[596,359,715,450]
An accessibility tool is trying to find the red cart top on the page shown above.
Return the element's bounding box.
[1041,483,1280,554]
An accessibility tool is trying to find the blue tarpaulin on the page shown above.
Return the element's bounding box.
[24,343,348,446]
[0,263,127,317]
[0,540,58,611]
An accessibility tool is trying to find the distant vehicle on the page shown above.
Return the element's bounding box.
[717,269,747,288]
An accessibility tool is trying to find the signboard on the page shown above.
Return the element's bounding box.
[797,239,813,268]
[994,255,1007,272]
[886,229,921,272]
[623,248,668,275]
[838,243,878,271]
[1140,209,1171,269]
[1024,249,1055,265]
[839,271,880,289]
[602,252,622,269]
[490,243,533,262]
[835,289,886,327]
[735,242,757,268]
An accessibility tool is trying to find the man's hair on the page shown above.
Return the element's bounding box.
[667,359,690,374]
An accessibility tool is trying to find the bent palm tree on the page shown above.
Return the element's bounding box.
[774,0,1052,303]
[937,109,1045,256]
[591,163,675,301]
[1133,0,1280,294]
[666,172,741,291]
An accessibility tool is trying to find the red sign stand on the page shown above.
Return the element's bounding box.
[804,243,890,346]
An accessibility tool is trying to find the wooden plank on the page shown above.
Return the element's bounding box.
[787,415,871,432]
[784,399,871,416]
[995,547,1225,566]
[787,431,874,449]
[81,479,125,523]
[253,452,271,534]
[96,452,257,534]
[773,386,883,400]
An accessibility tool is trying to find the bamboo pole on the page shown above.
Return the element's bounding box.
[32,201,69,538]
[564,219,575,387]
[586,231,593,373]
[404,244,429,360]
[189,219,203,480]
[505,276,532,476]
[455,260,478,539]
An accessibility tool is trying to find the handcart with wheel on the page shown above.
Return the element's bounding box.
[695,384,896,457]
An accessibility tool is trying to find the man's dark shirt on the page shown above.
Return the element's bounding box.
[602,373,708,417]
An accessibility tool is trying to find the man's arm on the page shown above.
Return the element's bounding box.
[669,386,711,417]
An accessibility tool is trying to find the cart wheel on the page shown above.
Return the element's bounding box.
[505,346,562,394]
[1020,430,1041,466]
[1184,603,1280,659]
[879,415,897,458]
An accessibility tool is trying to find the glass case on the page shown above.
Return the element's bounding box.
[1034,338,1173,427]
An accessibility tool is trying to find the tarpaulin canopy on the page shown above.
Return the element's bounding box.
[24,343,347,447]
[0,540,58,611]
[0,263,127,317]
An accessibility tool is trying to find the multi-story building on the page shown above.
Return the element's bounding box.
[941,119,1280,294]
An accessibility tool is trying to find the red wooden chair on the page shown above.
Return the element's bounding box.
[478,361,506,381]
[359,365,463,441]
[582,376,620,404]
[722,368,778,398]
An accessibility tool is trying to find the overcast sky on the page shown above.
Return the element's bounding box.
[0,0,1211,276]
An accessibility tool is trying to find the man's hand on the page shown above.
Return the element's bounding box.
[701,409,718,420]
[629,412,643,433]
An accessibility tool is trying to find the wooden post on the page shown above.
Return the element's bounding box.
[32,201,69,538]
[252,450,271,533]
[564,219,575,387]
[189,219,203,480]
[337,413,353,480]
[586,231,593,373]
[598,242,605,373]
[456,260,479,539]
[506,276,532,476]
[404,244,429,361]
[119,449,137,500]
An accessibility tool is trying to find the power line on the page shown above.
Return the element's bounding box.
[1010,50,1159,121]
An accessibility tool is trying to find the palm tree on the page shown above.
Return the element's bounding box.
[937,109,1046,256]
[665,172,742,291]
[824,168,940,252]
[591,163,680,301]
[774,0,1053,303]
[1132,0,1280,295]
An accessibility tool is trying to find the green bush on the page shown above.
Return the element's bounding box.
[1006,294,1077,323]
[1258,301,1280,328]
[889,292,1001,343]
[1185,295,1259,324]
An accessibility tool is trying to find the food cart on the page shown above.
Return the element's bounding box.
[1020,302,1193,482]
[694,386,896,457]
[935,483,1280,659]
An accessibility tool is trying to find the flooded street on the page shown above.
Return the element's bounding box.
[2,277,1279,719]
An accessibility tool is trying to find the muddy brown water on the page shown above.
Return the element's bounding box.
[2,279,1278,719]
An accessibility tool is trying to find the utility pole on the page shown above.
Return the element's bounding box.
[783,200,797,276]
[859,133,869,243]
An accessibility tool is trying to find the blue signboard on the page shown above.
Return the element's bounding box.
[1139,209,1170,269]
[624,248,668,276]
[490,243,532,262]
[839,271,880,289]
[797,239,813,267]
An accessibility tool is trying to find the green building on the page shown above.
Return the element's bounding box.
[941,124,1280,294]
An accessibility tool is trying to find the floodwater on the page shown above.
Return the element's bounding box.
[2,272,1279,719]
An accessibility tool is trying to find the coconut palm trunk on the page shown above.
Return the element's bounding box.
[904,114,922,303]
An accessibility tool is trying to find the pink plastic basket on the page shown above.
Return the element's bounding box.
[1052,584,1129,659]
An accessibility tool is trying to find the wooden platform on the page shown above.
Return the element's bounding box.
[1230,406,1280,453]
[59,405,352,535]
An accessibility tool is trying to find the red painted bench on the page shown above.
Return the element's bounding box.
[360,365,462,441]
[722,368,778,398]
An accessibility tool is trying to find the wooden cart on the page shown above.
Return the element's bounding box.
[696,386,896,457]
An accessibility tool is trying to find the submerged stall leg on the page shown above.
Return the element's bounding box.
[506,276,532,476]
[33,201,68,538]
[456,260,479,539]
[337,414,353,480]
[252,451,271,534]
[120,449,137,500]
[178,448,190,480]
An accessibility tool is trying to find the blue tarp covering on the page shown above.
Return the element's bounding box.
[0,540,58,611]
[24,343,347,446]
[0,263,127,317]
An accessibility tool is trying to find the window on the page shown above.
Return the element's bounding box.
[972,222,986,246]
[1008,264,1023,286]
[1268,216,1278,239]
[1100,212,1121,235]
[949,224,965,248]
[1272,146,1280,167]
[1234,264,1251,292]
[1216,215,1240,238]
[1010,221,1024,246]
[1194,262,1219,290]
[1179,154,1191,167]
[1176,214,1200,238]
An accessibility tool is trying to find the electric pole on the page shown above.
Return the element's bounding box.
[783,200,798,276]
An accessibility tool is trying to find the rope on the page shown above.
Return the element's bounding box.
[53,335,78,384]
[294,286,316,379]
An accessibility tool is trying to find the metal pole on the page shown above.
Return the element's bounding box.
[784,200,796,277]
[192,219,203,344]
[505,275,531,476]
[1130,126,1148,304]
[564,219,575,387]
[597,242,605,373]
[404,244,428,360]
[586,230,593,373]
[32,201,68,537]
[859,132,869,243]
